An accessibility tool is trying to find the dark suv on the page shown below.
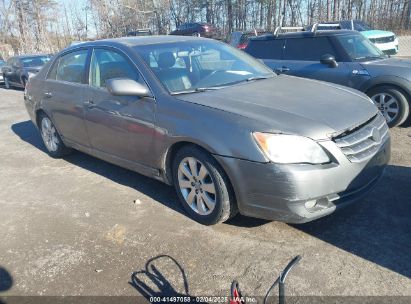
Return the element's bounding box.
[228,30,271,49]
[245,30,410,127]
[169,23,215,38]
[1,54,51,89]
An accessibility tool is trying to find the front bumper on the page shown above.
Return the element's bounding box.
[374,39,399,54]
[215,136,390,223]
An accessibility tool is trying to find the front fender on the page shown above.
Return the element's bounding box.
[359,75,411,97]
[154,97,269,173]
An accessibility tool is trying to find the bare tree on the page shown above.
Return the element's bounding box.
[1,0,411,57]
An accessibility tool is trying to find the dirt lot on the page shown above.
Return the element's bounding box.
[0,87,410,301]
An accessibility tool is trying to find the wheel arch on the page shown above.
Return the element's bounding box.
[361,76,411,102]
[366,83,411,101]
[162,141,237,204]
[34,108,63,136]
[163,141,214,184]
[35,108,47,128]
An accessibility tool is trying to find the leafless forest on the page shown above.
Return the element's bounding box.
[1,0,410,56]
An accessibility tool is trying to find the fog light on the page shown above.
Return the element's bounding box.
[305,200,317,209]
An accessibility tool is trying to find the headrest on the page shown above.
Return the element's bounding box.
[158,52,176,69]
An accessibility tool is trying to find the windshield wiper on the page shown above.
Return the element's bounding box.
[354,55,386,61]
[246,75,274,81]
[171,75,274,95]
[171,87,222,95]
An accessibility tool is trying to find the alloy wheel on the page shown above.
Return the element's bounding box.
[371,93,400,124]
[177,157,216,215]
[41,117,59,152]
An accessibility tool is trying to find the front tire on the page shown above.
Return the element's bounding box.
[172,145,237,225]
[38,113,72,158]
[368,86,409,127]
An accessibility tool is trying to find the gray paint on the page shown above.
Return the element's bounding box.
[24,36,390,223]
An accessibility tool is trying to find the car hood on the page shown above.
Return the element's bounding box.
[361,30,395,38]
[177,76,378,140]
[362,58,411,78]
[363,57,411,68]
[24,66,43,73]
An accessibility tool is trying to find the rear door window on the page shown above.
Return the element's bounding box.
[55,49,88,84]
[247,39,285,59]
[284,37,337,61]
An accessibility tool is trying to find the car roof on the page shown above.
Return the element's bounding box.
[67,35,212,49]
[250,29,357,40]
[14,54,50,59]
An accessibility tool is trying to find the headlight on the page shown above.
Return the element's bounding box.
[253,132,330,164]
[27,72,36,78]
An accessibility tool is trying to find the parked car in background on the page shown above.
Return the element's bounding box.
[0,59,5,83]
[228,30,271,49]
[127,29,152,37]
[307,20,398,55]
[246,29,410,127]
[169,22,216,38]
[1,54,51,89]
[24,36,389,225]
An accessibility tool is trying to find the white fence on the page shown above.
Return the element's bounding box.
[397,36,411,57]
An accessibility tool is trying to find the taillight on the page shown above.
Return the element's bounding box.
[203,25,210,32]
[237,43,248,49]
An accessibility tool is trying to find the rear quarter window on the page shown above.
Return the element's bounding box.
[284,37,337,61]
[246,39,284,60]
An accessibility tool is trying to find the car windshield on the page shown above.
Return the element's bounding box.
[336,34,388,61]
[354,21,373,32]
[135,40,274,94]
[0,61,5,67]
[21,56,50,67]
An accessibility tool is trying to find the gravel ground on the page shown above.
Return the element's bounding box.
[0,87,410,301]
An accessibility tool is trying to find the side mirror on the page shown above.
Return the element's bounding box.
[320,54,338,68]
[106,78,151,97]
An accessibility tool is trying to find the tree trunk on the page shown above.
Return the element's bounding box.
[327,0,331,21]
[227,0,233,32]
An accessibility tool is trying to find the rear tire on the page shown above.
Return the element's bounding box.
[172,145,237,225]
[38,113,72,158]
[368,86,409,127]
[4,76,11,89]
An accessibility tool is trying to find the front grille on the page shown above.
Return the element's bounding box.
[334,114,389,163]
[369,35,395,44]
[383,48,398,55]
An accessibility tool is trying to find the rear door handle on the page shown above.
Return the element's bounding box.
[44,92,53,98]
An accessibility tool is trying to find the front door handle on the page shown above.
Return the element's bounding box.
[84,100,95,108]
[44,92,53,98]
[274,66,291,74]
